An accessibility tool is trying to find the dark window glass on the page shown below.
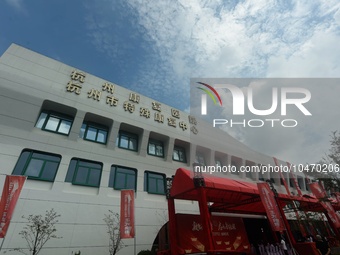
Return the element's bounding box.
[144,171,166,195]
[35,111,73,135]
[148,140,164,157]
[259,169,264,181]
[65,158,102,187]
[173,146,186,162]
[79,122,108,144]
[297,176,304,189]
[246,169,253,179]
[109,165,137,191]
[12,150,61,182]
[195,154,206,166]
[305,178,310,191]
[117,132,138,151]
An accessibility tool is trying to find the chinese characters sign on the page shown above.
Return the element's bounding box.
[120,190,135,239]
[65,70,194,133]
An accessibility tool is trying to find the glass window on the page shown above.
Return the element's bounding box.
[195,153,206,166]
[297,176,304,189]
[144,171,166,195]
[259,173,265,181]
[108,165,137,191]
[117,131,138,151]
[246,167,253,179]
[173,146,186,162]
[79,122,108,144]
[148,140,164,157]
[215,159,222,167]
[270,172,276,184]
[231,161,239,175]
[12,150,61,182]
[65,158,102,187]
[35,111,73,135]
[305,178,310,191]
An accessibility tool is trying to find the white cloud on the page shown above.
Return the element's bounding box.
[5,0,25,12]
[86,0,340,164]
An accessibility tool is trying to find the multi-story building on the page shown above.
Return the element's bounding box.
[0,44,310,254]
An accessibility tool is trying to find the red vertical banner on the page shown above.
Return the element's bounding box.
[0,175,26,238]
[309,182,340,228]
[120,190,135,239]
[257,182,286,232]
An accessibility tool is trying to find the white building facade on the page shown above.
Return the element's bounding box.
[0,44,309,255]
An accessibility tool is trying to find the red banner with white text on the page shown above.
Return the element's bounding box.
[309,182,340,228]
[120,190,135,239]
[0,175,26,238]
[257,182,286,232]
[176,214,250,253]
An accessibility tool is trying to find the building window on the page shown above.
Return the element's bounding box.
[215,159,222,167]
[35,111,73,135]
[297,176,304,190]
[305,178,310,191]
[257,165,264,181]
[246,169,252,179]
[148,139,164,157]
[117,131,138,151]
[65,158,102,187]
[173,146,186,163]
[269,173,276,184]
[12,150,61,182]
[80,122,108,144]
[231,161,239,175]
[109,165,137,191]
[144,171,166,195]
[195,153,206,166]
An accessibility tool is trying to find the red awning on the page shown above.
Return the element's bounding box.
[170,168,326,214]
[170,168,258,203]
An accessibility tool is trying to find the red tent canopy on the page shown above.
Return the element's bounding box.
[170,168,325,214]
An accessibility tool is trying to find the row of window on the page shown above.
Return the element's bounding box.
[34,109,308,191]
[12,149,166,195]
[35,111,187,162]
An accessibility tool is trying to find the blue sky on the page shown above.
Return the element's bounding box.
[1,0,340,164]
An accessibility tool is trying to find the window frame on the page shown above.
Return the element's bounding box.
[12,149,61,182]
[173,146,187,163]
[144,171,166,195]
[35,111,73,135]
[148,139,164,157]
[65,158,102,187]
[80,122,108,144]
[195,153,206,166]
[109,165,137,191]
[117,131,138,151]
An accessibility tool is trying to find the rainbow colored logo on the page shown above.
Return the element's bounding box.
[196,82,223,106]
